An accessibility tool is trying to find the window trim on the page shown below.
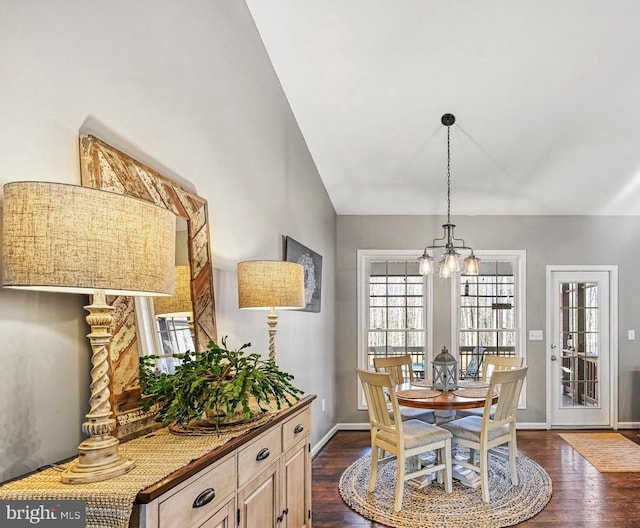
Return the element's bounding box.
[449,249,527,408]
[357,249,433,410]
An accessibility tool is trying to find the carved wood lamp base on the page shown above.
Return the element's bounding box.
[60,291,137,484]
[61,433,135,483]
[61,456,135,484]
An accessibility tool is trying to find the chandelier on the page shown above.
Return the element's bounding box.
[418,113,480,278]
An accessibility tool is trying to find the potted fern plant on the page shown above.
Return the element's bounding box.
[140,337,303,430]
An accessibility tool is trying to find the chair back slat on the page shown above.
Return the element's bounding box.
[482,355,524,382]
[485,366,528,424]
[373,355,415,384]
[357,368,399,431]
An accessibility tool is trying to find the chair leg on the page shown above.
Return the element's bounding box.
[369,445,378,492]
[480,447,490,503]
[443,439,452,493]
[509,435,518,485]
[394,454,405,512]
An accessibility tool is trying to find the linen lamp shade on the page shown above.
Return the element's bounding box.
[237,260,304,310]
[2,181,176,296]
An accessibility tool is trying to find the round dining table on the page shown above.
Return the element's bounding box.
[395,380,498,423]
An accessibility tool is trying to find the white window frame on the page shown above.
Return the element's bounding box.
[450,249,527,408]
[357,249,433,410]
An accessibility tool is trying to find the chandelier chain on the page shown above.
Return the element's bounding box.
[447,124,451,224]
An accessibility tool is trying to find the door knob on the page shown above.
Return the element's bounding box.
[551,344,557,349]
[551,355,557,361]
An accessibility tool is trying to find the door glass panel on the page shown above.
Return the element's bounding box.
[559,282,599,408]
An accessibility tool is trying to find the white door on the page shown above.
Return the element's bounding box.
[546,267,617,428]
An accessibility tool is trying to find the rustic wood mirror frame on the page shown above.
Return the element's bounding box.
[79,135,217,439]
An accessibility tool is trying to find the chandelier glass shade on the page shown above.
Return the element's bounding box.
[418,113,479,278]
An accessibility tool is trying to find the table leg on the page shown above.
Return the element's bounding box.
[434,409,456,424]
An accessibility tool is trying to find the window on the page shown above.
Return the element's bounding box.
[454,250,526,403]
[357,250,432,408]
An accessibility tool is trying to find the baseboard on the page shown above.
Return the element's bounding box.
[311,424,339,459]
[336,422,370,431]
[517,422,548,430]
[616,422,640,429]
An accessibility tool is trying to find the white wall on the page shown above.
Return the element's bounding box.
[0,1,336,481]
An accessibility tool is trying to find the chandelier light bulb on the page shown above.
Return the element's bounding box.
[419,253,435,275]
[443,252,460,274]
[464,254,480,276]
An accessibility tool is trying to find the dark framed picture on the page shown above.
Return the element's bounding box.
[284,236,322,313]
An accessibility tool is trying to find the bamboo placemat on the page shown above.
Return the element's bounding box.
[453,386,495,398]
[396,389,441,399]
[458,380,489,389]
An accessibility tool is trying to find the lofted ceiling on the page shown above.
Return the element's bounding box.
[246,0,640,216]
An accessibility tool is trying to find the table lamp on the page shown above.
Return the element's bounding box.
[2,181,176,484]
[237,260,304,362]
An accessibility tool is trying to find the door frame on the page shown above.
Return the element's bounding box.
[545,265,618,429]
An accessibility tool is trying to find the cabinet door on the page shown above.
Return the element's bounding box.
[199,498,235,528]
[282,440,310,528]
[237,462,279,528]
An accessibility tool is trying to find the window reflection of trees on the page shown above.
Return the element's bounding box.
[459,260,517,378]
[367,260,426,373]
[155,316,193,374]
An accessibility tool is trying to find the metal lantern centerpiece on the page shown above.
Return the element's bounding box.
[432,346,459,391]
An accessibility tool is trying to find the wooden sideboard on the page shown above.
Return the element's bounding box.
[129,396,314,528]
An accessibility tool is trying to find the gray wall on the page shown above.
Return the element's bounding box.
[0,1,336,482]
[337,215,640,425]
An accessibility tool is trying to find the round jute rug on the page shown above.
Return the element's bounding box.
[339,448,552,528]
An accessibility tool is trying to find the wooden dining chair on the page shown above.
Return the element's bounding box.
[441,366,528,503]
[357,368,453,512]
[482,355,525,381]
[373,355,435,423]
[456,355,524,419]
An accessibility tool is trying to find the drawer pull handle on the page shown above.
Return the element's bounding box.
[256,448,270,461]
[192,488,216,508]
[294,424,304,434]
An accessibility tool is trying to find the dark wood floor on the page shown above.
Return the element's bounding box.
[312,429,640,527]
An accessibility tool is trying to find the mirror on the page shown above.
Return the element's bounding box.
[79,135,217,439]
[148,218,194,373]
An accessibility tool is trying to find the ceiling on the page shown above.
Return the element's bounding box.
[246,0,640,216]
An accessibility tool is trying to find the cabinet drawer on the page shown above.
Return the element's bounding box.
[237,426,282,487]
[159,454,236,528]
[282,407,311,452]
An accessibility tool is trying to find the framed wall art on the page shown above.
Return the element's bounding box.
[284,236,322,313]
